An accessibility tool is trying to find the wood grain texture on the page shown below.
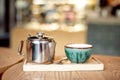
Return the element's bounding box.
[0,47,23,74]
[2,55,120,80]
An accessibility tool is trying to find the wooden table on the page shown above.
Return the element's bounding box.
[2,55,120,80]
[0,47,23,74]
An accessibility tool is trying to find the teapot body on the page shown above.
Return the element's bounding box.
[26,39,50,63]
[18,32,56,64]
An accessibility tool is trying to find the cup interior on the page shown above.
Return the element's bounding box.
[65,44,93,49]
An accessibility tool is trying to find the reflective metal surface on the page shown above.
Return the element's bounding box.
[18,32,56,64]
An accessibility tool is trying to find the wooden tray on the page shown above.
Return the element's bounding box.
[23,57,104,71]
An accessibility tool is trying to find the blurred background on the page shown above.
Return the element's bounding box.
[0,0,120,56]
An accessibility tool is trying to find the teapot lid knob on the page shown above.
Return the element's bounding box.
[37,32,45,38]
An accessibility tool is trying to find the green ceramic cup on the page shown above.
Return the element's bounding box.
[64,44,93,63]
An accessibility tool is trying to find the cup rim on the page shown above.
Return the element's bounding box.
[64,44,93,49]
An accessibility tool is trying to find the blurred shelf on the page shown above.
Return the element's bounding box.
[33,0,83,4]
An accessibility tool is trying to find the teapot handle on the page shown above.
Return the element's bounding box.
[18,40,24,55]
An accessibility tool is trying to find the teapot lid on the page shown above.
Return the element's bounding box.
[37,32,45,39]
[27,32,54,42]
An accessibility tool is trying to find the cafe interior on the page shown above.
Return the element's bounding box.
[0,0,120,80]
[1,0,120,56]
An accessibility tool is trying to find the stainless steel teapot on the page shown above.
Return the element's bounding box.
[18,32,56,64]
